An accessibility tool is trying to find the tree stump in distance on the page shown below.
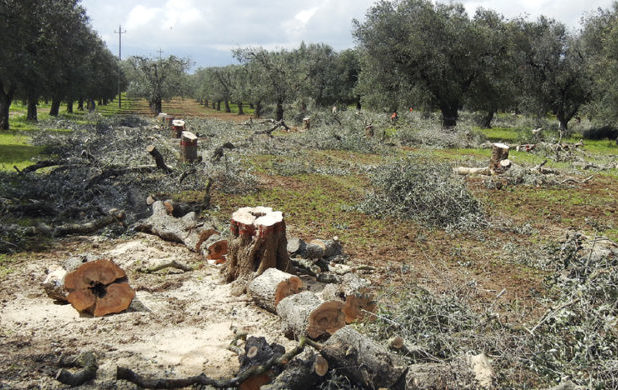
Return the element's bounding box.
[64,259,135,317]
[164,115,175,128]
[248,268,303,313]
[172,119,185,138]
[490,143,510,174]
[223,207,291,295]
[180,131,198,162]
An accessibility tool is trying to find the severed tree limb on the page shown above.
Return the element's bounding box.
[86,166,158,189]
[55,351,98,386]
[38,209,126,237]
[254,120,290,136]
[116,337,321,389]
[17,160,71,174]
[138,260,193,273]
[147,145,173,173]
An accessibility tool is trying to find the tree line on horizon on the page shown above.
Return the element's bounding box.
[4,0,618,133]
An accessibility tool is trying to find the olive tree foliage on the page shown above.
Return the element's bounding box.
[512,17,593,133]
[0,0,118,129]
[125,55,191,115]
[353,0,490,127]
[581,4,618,125]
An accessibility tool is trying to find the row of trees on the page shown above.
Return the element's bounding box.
[186,0,618,131]
[0,0,121,129]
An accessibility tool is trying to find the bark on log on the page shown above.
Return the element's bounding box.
[321,326,407,390]
[287,237,306,256]
[301,238,342,259]
[180,131,198,163]
[320,273,376,323]
[135,201,214,252]
[261,352,328,390]
[147,145,173,173]
[454,166,491,176]
[64,259,135,317]
[222,207,291,295]
[42,266,68,302]
[238,336,285,390]
[38,209,126,237]
[490,143,510,174]
[248,268,303,313]
[276,291,345,340]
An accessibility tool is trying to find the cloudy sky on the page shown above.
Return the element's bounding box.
[80,0,615,69]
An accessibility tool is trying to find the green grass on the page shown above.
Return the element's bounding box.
[0,254,16,280]
[0,132,44,171]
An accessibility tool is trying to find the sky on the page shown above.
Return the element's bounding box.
[80,0,615,69]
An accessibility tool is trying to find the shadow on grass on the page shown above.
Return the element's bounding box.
[0,143,43,170]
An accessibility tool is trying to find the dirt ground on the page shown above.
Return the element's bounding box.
[0,233,304,389]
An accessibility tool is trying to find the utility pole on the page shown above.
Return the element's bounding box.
[114,25,126,109]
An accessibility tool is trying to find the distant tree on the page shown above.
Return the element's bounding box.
[354,0,490,127]
[513,17,592,132]
[125,55,190,115]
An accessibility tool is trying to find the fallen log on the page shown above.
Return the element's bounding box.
[138,260,193,273]
[42,265,68,302]
[276,291,345,340]
[135,201,215,252]
[321,326,407,390]
[261,352,328,390]
[254,120,290,136]
[302,238,342,259]
[64,259,135,317]
[38,209,126,237]
[86,166,157,189]
[223,207,291,295]
[320,273,376,323]
[55,351,98,386]
[248,268,303,313]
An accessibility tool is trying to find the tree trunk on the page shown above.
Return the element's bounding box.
[77,99,84,111]
[255,101,262,118]
[479,110,494,129]
[238,102,244,115]
[216,100,221,111]
[222,207,291,295]
[249,103,254,109]
[66,100,74,114]
[27,95,38,121]
[490,142,510,174]
[0,85,13,130]
[64,259,135,317]
[321,326,407,389]
[212,101,216,109]
[88,99,96,113]
[49,98,61,117]
[276,99,284,121]
[440,105,458,128]
[225,100,231,113]
[248,268,302,313]
[276,291,345,339]
[204,99,208,107]
[355,95,362,111]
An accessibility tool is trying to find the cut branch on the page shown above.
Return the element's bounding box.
[55,351,98,386]
[147,145,173,173]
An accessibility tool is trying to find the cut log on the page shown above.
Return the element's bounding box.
[287,237,306,256]
[321,326,407,389]
[490,143,510,174]
[320,273,376,323]
[55,351,98,386]
[180,131,198,162]
[42,266,68,302]
[276,291,345,340]
[301,237,342,259]
[206,239,228,260]
[64,259,135,317]
[248,268,303,313]
[261,352,328,390]
[454,166,491,176]
[135,201,215,252]
[238,336,285,390]
[222,207,291,295]
[146,145,173,173]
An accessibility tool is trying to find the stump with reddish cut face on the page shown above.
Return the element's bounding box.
[64,259,135,317]
[223,207,291,295]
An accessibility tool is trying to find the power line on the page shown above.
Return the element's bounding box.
[114,25,126,109]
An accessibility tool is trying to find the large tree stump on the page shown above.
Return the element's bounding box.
[64,259,135,317]
[490,143,510,174]
[321,326,407,389]
[180,131,198,162]
[223,207,291,295]
[248,268,303,313]
[276,291,345,340]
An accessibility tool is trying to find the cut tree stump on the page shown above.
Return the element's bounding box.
[146,145,173,173]
[321,326,407,390]
[320,273,376,323]
[64,259,135,317]
[490,143,510,174]
[223,207,291,295]
[180,131,198,162]
[248,268,303,313]
[276,291,345,340]
[172,119,185,138]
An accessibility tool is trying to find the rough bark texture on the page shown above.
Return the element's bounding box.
[321,326,407,390]
[42,266,68,302]
[261,352,327,390]
[248,268,303,313]
[0,84,13,130]
[238,336,285,390]
[320,273,376,323]
[135,200,214,252]
[276,291,345,340]
[223,207,291,295]
[49,98,61,117]
[146,145,173,173]
[490,143,510,174]
[64,259,135,317]
[180,131,198,163]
